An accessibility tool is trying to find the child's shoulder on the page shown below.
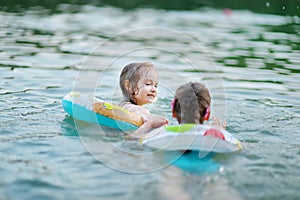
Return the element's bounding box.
[121,102,150,116]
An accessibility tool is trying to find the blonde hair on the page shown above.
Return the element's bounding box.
[119,62,156,104]
[173,82,211,124]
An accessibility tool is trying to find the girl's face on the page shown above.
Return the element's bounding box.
[134,68,159,106]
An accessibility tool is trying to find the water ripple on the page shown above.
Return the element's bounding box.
[0,133,60,143]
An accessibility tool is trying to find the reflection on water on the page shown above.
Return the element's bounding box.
[0,3,299,200]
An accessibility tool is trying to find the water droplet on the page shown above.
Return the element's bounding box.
[266,2,270,7]
[219,166,225,174]
[294,16,300,24]
[282,6,286,10]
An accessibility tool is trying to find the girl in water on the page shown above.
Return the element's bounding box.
[172,82,225,138]
[119,62,168,136]
[172,82,211,124]
[159,82,240,200]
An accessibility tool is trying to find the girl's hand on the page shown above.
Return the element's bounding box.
[210,116,226,129]
[151,114,168,128]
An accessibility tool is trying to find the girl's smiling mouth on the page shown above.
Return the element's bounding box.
[147,94,156,98]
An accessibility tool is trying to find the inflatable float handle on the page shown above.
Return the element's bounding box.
[103,102,130,114]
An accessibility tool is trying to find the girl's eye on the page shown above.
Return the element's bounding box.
[144,81,158,87]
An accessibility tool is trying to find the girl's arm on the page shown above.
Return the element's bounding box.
[123,104,167,137]
[134,109,167,135]
[129,116,167,139]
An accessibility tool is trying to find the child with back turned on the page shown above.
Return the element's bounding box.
[172,82,211,124]
[160,82,241,200]
[119,62,168,136]
[172,82,225,139]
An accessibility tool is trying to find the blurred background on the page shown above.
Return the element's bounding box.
[1,0,299,15]
[0,1,299,200]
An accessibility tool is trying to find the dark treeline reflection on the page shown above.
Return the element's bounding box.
[1,0,299,15]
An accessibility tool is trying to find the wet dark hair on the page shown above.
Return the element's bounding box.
[119,62,155,104]
[173,82,211,124]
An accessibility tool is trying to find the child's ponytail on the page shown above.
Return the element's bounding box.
[173,82,211,124]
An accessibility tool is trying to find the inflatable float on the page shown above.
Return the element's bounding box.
[62,92,243,153]
[142,124,243,153]
[62,92,142,131]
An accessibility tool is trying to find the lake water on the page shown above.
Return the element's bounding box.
[0,4,300,200]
